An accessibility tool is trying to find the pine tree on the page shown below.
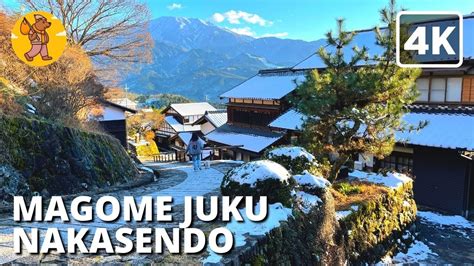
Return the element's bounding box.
[291,0,423,182]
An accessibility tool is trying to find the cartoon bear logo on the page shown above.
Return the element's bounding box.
[21,14,53,61]
[11,11,66,67]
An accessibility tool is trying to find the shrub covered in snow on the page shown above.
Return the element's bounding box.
[221,160,295,207]
[266,146,316,174]
[293,170,331,194]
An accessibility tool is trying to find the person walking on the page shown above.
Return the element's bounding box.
[186,133,204,171]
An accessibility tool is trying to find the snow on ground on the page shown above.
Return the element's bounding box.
[336,205,359,220]
[203,202,293,264]
[293,170,330,189]
[293,191,322,214]
[145,162,224,205]
[349,170,412,189]
[268,146,315,161]
[392,240,438,263]
[417,211,473,230]
[224,160,291,187]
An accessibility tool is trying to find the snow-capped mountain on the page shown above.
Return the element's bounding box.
[124,16,325,101]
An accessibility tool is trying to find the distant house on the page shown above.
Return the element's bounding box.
[211,15,474,216]
[109,98,138,111]
[156,102,216,150]
[88,99,137,147]
[192,109,228,135]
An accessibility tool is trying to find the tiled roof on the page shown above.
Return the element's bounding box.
[408,104,474,114]
[205,124,283,153]
[169,102,216,116]
[268,109,305,131]
[397,112,474,150]
[270,110,474,150]
[203,109,228,128]
[165,116,201,132]
[220,71,306,100]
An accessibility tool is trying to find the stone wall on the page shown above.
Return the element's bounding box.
[219,181,417,264]
[0,115,138,203]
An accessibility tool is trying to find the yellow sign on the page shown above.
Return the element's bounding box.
[11,11,67,67]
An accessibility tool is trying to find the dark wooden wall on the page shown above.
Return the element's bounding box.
[412,146,471,215]
[99,120,127,147]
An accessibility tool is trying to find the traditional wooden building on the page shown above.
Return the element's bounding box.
[192,109,228,135]
[205,69,306,161]
[88,99,137,147]
[211,15,474,216]
[156,102,216,149]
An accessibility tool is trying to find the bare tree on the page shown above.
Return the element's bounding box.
[22,0,153,71]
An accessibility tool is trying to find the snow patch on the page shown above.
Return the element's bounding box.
[417,211,474,230]
[268,146,315,161]
[202,202,293,264]
[293,170,330,189]
[224,160,291,187]
[293,191,322,213]
[349,170,412,189]
[392,240,438,263]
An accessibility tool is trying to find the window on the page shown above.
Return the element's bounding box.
[446,78,462,101]
[231,109,277,127]
[416,78,429,101]
[378,152,413,173]
[430,78,445,102]
[416,76,463,103]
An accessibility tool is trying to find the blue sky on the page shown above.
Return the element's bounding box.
[146,0,474,41]
[3,0,474,41]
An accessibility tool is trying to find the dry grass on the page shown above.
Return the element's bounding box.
[331,180,388,211]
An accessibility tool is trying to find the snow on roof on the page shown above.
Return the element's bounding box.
[349,170,412,189]
[206,125,283,153]
[398,112,474,150]
[268,146,315,161]
[224,160,291,187]
[169,102,216,116]
[269,109,306,130]
[109,98,138,109]
[174,132,206,145]
[220,72,306,100]
[202,110,228,128]
[293,170,331,189]
[165,116,201,132]
[271,111,474,150]
[293,16,474,70]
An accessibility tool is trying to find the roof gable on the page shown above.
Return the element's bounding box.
[166,102,216,117]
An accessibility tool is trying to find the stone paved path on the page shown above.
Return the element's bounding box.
[0,161,239,264]
[413,216,474,263]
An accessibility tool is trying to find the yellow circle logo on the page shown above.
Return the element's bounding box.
[11,11,67,67]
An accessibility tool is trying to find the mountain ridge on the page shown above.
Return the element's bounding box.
[124,16,325,101]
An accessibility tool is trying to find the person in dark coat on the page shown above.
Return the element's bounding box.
[186,133,204,171]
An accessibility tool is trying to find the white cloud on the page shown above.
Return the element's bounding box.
[259,32,288,38]
[213,10,272,26]
[167,3,182,10]
[212,13,225,23]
